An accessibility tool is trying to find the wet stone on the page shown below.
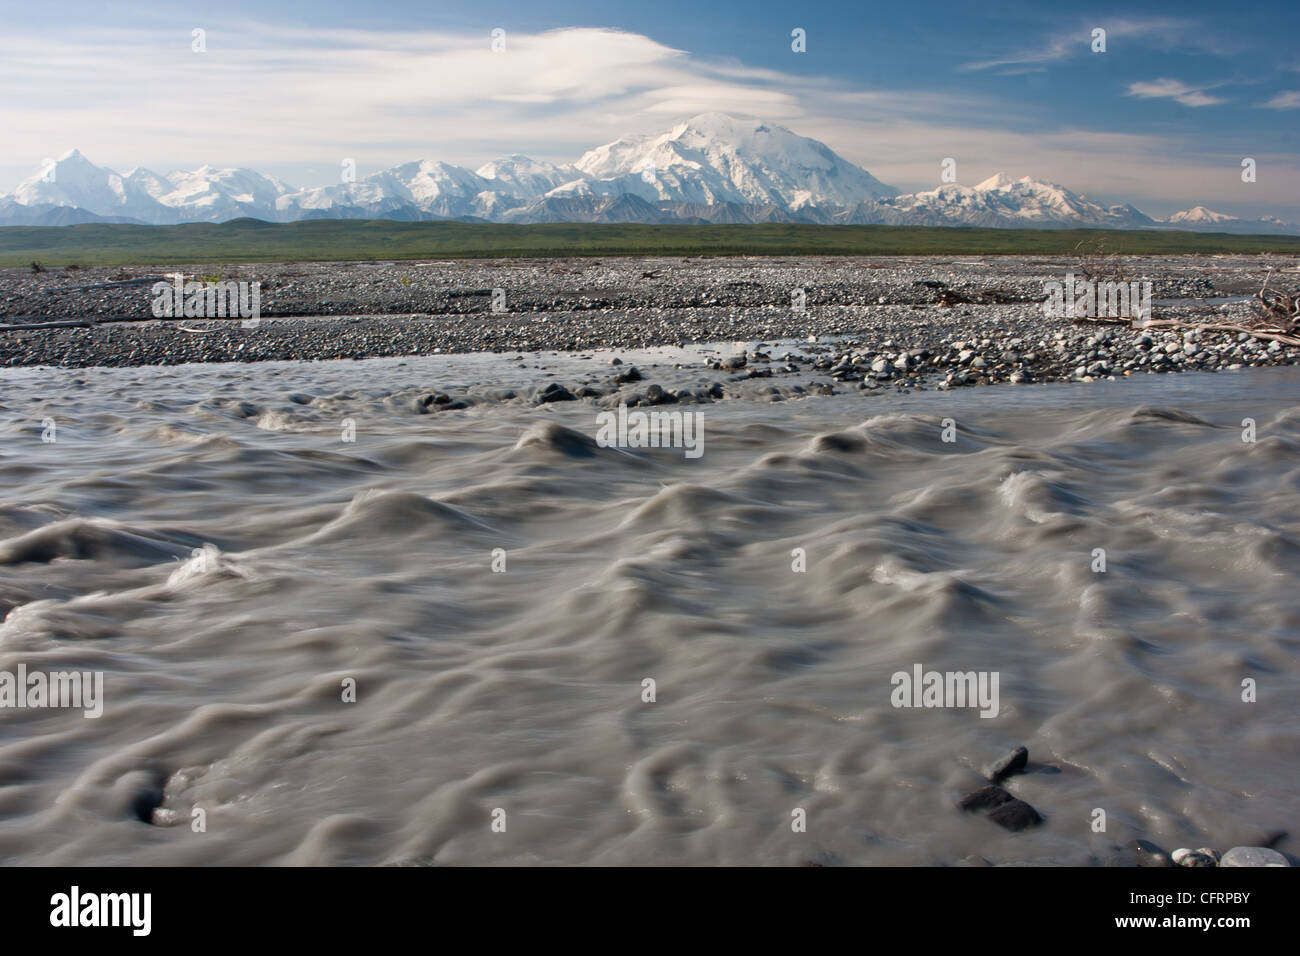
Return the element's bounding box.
[1172,848,1217,867]
[985,745,1029,783]
[987,799,1043,832]
[1128,839,1173,867]
[1220,847,1290,867]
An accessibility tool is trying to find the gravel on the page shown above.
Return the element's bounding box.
[2,254,1297,380]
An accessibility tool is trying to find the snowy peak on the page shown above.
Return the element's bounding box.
[975,173,1021,191]
[574,112,898,208]
[1169,205,1238,224]
[475,155,578,199]
[12,150,157,218]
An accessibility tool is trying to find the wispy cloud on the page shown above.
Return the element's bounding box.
[959,17,1236,73]
[1125,77,1227,107]
[1259,90,1300,109]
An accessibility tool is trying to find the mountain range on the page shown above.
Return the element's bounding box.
[3,113,1295,234]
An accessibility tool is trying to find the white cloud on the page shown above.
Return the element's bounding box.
[1125,78,1227,107]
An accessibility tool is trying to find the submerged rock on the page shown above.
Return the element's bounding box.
[958,784,1042,832]
[1128,839,1173,867]
[959,785,1013,812]
[130,786,164,824]
[537,383,576,403]
[987,799,1043,832]
[985,745,1029,783]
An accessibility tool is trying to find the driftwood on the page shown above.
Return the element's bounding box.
[1070,264,1299,347]
[1253,270,1300,328]
[1140,319,1300,347]
[43,277,169,295]
[0,315,251,332]
[1072,237,1127,284]
[0,319,96,331]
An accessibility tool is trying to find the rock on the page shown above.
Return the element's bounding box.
[538,383,576,403]
[985,745,1029,783]
[987,799,1043,832]
[1008,369,1030,384]
[645,384,676,405]
[1172,848,1217,867]
[958,784,1043,831]
[1220,846,1291,867]
[610,357,623,365]
[1128,839,1173,867]
[1196,847,1222,864]
[722,355,747,369]
[131,786,164,824]
[614,366,642,383]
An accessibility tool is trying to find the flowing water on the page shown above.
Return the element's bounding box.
[0,352,1297,865]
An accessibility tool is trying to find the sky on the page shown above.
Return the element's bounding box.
[1,0,1298,219]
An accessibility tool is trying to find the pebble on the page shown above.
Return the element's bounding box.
[1172,848,1217,867]
[1220,846,1291,867]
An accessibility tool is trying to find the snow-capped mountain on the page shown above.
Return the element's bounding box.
[569,112,898,208]
[141,165,293,222]
[11,149,161,220]
[1169,205,1237,225]
[838,174,1158,230]
[2,117,1296,233]
[277,160,496,221]
[1161,206,1299,234]
[10,150,293,225]
[475,155,579,199]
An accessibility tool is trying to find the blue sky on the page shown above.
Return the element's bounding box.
[2,0,1298,218]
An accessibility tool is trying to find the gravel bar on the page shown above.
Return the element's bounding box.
[2,255,1297,387]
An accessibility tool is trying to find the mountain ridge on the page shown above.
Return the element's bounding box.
[4,118,1295,234]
